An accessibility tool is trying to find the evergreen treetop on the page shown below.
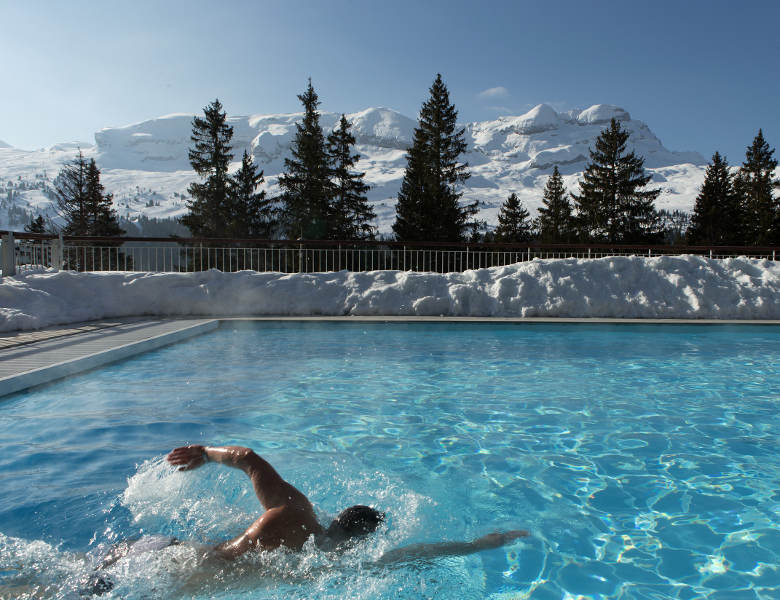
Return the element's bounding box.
[53,150,90,236]
[181,98,234,237]
[736,129,779,245]
[571,118,660,243]
[687,152,742,245]
[393,74,476,242]
[327,114,375,240]
[278,79,332,239]
[229,150,275,238]
[537,166,573,243]
[494,193,532,242]
[86,159,123,237]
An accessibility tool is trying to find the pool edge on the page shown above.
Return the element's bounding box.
[216,316,780,324]
[0,319,220,399]
[2,315,779,399]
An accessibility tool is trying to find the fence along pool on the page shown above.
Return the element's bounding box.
[1,231,778,275]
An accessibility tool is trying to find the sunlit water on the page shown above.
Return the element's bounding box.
[1,321,779,599]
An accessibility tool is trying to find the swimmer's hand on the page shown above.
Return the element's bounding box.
[472,530,530,550]
[167,445,207,471]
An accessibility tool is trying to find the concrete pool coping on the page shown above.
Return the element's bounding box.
[2,316,779,398]
[0,318,219,398]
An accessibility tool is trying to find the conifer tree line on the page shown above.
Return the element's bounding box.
[46,74,778,248]
[181,75,479,243]
[181,83,376,241]
[687,130,780,246]
[488,123,779,246]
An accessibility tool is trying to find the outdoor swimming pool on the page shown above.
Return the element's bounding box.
[1,321,778,599]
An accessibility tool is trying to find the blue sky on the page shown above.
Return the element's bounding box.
[2,0,778,163]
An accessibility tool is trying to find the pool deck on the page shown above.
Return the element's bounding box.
[1,316,778,398]
[0,318,219,398]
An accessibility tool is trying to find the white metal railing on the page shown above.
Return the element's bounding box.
[1,233,778,277]
[58,244,780,273]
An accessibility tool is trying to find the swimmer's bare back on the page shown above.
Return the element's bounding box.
[166,445,323,558]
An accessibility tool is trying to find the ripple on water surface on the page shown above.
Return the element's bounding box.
[0,322,779,599]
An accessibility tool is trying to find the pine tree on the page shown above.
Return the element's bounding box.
[228,151,275,238]
[53,152,123,237]
[53,153,125,270]
[393,74,475,242]
[537,166,573,242]
[327,114,375,240]
[53,150,90,236]
[181,99,234,237]
[735,130,779,245]
[85,159,123,237]
[687,152,742,245]
[278,79,332,239]
[494,193,532,242]
[571,118,661,243]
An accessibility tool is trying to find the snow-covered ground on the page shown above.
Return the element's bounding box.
[1,255,778,332]
[0,104,710,234]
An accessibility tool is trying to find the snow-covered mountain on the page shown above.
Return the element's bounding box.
[0,104,708,234]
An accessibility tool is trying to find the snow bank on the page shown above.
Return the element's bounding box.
[1,256,779,332]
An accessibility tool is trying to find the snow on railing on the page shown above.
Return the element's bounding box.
[1,231,778,277]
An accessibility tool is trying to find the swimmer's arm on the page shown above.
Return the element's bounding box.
[375,530,529,565]
[167,445,287,509]
[212,530,257,560]
[211,509,284,560]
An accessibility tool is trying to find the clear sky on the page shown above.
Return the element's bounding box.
[2,0,778,163]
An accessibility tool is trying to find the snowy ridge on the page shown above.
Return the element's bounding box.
[1,255,779,332]
[92,107,418,172]
[0,104,710,233]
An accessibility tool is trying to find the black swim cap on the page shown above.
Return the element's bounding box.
[327,505,385,539]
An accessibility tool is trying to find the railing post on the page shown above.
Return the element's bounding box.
[709,249,713,259]
[50,233,63,271]
[1,232,16,278]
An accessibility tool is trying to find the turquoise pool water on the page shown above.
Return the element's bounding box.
[1,322,779,599]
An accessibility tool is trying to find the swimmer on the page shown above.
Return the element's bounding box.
[165,444,528,559]
[81,444,528,595]
[166,444,380,556]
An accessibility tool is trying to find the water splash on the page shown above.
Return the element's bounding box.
[0,455,490,599]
